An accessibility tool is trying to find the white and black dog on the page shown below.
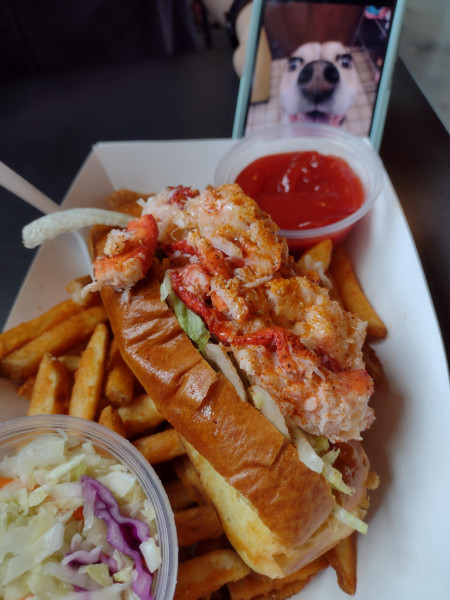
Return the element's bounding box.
[279,41,358,126]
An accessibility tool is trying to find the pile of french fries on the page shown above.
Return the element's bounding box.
[0,193,387,600]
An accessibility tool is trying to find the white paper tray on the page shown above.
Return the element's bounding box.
[1,140,449,599]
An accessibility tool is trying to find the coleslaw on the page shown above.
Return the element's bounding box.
[0,430,162,600]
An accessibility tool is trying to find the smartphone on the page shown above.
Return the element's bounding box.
[232,0,406,149]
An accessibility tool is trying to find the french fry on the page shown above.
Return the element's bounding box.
[117,393,165,438]
[0,298,83,361]
[326,270,344,305]
[66,276,101,307]
[68,322,109,420]
[365,470,380,491]
[132,428,186,464]
[325,534,357,595]
[57,355,81,373]
[297,239,333,275]
[362,342,388,389]
[27,353,71,416]
[17,375,37,400]
[329,245,387,339]
[105,338,135,407]
[164,478,197,511]
[1,305,107,380]
[175,504,223,548]
[87,224,110,262]
[195,534,231,557]
[173,455,209,506]
[227,556,329,600]
[106,189,147,217]
[98,404,127,437]
[175,550,251,600]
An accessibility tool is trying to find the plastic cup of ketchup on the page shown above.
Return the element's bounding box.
[215,123,384,254]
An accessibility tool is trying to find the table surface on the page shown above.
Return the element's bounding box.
[0,50,449,370]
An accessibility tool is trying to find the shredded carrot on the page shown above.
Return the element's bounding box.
[0,476,14,488]
[73,506,84,521]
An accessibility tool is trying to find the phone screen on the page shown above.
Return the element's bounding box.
[234,0,404,146]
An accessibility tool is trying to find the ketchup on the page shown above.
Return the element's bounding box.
[235,151,364,231]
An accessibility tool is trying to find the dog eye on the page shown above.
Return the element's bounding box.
[287,57,303,71]
[337,54,353,69]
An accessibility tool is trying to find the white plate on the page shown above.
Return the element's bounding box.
[1,140,450,599]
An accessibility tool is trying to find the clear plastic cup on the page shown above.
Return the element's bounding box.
[0,414,178,600]
[215,123,384,253]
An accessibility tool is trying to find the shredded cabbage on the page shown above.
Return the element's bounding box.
[81,475,153,600]
[292,428,324,473]
[22,208,133,249]
[245,387,355,497]
[249,386,290,438]
[332,505,368,535]
[160,270,209,350]
[202,343,247,402]
[0,432,162,600]
[292,426,354,495]
[322,463,354,495]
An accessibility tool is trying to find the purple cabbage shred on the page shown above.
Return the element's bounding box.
[63,546,119,573]
[80,475,154,600]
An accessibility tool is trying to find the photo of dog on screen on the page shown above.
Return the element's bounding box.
[244,2,393,137]
[279,41,358,126]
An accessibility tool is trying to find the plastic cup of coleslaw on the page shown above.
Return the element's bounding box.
[215,123,384,253]
[0,414,178,600]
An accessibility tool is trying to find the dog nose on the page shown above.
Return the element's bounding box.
[298,60,340,102]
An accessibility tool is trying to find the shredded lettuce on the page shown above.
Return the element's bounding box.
[249,386,290,438]
[322,449,340,464]
[292,428,354,495]
[322,463,354,495]
[246,387,354,496]
[202,343,247,402]
[309,435,330,454]
[332,505,368,535]
[247,388,352,496]
[292,428,324,473]
[160,270,209,350]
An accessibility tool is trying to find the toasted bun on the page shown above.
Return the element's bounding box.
[182,438,369,578]
[90,225,369,579]
[98,266,337,576]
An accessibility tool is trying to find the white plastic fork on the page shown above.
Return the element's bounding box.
[0,160,61,214]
